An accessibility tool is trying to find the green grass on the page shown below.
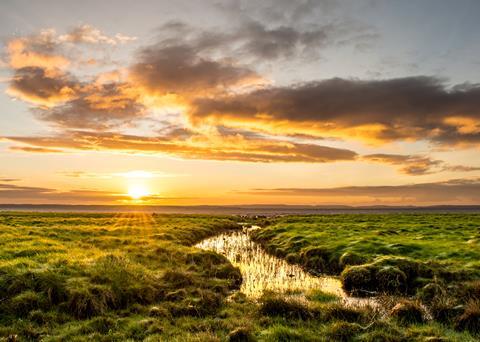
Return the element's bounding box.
[252,214,480,292]
[0,212,478,341]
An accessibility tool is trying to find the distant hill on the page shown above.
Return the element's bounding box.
[1,204,479,215]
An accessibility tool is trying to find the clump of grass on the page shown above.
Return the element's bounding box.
[458,281,480,302]
[389,300,425,325]
[227,327,256,342]
[306,289,339,303]
[455,300,480,335]
[148,305,169,318]
[324,321,362,341]
[319,302,364,323]
[162,269,195,288]
[4,290,45,316]
[358,320,405,342]
[64,279,115,318]
[259,325,313,342]
[428,297,462,325]
[168,288,223,317]
[165,288,188,301]
[377,266,408,294]
[342,257,428,296]
[211,264,243,289]
[339,251,368,268]
[81,316,117,334]
[417,282,446,302]
[259,293,313,320]
[341,264,374,296]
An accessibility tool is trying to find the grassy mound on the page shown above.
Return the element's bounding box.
[389,300,425,325]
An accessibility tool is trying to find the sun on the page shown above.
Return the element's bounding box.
[127,184,150,200]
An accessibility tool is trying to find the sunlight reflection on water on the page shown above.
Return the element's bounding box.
[196,226,346,299]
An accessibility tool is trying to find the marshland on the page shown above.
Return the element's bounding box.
[0,212,479,341]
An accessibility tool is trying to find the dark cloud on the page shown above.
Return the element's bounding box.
[218,0,342,27]
[0,182,53,198]
[246,178,480,204]
[155,18,374,63]
[190,76,480,145]
[232,21,329,60]
[363,153,480,175]
[0,181,127,203]
[363,154,444,175]
[8,67,78,106]
[445,165,480,172]
[130,43,260,96]
[4,130,357,163]
[37,83,145,129]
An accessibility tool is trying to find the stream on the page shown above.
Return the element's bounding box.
[195,226,372,306]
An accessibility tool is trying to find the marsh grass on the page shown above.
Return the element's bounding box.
[0,212,243,340]
[0,212,478,341]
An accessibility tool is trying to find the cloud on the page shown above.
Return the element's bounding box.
[0,180,192,204]
[189,77,480,146]
[7,67,79,106]
[59,170,183,179]
[246,178,480,204]
[4,130,357,163]
[363,153,480,175]
[224,20,330,60]
[5,26,145,129]
[0,181,125,203]
[445,165,480,172]
[3,25,479,170]
[7,69,145,128]
[362,154,444,175]
[0,178,19,182]
[155,18,376,63]
[6,30,70,71]
[130,43,262,97]
[37,82,145,129]
[9,146,64,153]
[59,24,136,45]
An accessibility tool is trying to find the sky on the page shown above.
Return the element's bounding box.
[1,0,480,206]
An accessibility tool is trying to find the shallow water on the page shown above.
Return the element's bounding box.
[196,227,370,305]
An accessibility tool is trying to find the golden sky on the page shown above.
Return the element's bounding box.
[1,0,480,206]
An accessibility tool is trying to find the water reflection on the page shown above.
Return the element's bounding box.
[196,227,346,299]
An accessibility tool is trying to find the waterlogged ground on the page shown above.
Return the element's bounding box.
[0,212,478,341]
[196,227,345,298]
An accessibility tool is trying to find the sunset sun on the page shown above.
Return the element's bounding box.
[127,184,150,200]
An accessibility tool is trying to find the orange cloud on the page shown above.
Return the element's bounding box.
[7,32,70,71]
[4,130,357,163]
[9,146,64,153]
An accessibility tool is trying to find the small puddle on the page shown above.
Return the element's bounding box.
[196,226,372,306]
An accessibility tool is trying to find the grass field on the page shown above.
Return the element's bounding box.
[0,212,479,341]
[252,214,480,291]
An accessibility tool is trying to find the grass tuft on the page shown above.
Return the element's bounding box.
[389,300,425,325]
